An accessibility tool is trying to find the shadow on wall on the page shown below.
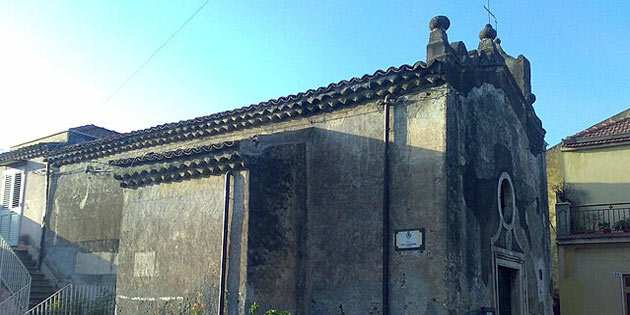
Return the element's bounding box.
[40,164,122,288]
[19,213,118,288]
[111,123,454,315]
[112,124,546,314]
[562,182,630,205]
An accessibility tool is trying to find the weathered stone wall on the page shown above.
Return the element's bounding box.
[446,83,552,314]
[109,88,452,315]
[545,144,563,294]
[243,142,307,314]
[235,88,450,314]
[115,173,235,314]
[304,103,386,315]
[388,89,449,314]
[42,162,122,286]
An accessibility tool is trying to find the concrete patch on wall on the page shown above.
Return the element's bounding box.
[75,251,117,274]
[134,251,156,277]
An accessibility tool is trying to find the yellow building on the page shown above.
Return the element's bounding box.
[548,109,630,315]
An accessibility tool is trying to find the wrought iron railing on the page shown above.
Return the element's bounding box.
[0,235,31,315]
[558,202,630,235]
[26,284,115,315]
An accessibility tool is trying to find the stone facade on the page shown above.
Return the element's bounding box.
[38,16,551,315]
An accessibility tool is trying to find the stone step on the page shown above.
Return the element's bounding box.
[30,291,53,300]
[30,273,46,280]
[10,246,57,309]
[26,266,40,273]
[30,286,55,295]
[31,278,50,287]
[22,261,37,268]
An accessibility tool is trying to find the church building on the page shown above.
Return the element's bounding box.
[37,16,552,314]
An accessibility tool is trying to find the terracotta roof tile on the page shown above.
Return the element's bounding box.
[46,60,443,166]
[110,140,243,188]
[563,114,630,148]
[109,141,238,167]
[0,142,62,163]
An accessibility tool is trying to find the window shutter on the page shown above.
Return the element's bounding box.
[1,174,11,209]
[11,172,22,208]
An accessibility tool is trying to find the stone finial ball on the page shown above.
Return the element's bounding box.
[526,93,537,105]
[479,24,497,40]
[429,16,450,31]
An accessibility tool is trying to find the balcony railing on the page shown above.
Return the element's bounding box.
[557,202,630,237]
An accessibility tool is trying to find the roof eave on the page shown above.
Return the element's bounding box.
[561,139,630,151]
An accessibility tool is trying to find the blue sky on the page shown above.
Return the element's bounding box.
[2,0,629,149]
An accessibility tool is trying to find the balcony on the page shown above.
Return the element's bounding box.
[556,202,630,243]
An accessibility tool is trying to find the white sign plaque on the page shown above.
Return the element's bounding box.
[395,228,425,251]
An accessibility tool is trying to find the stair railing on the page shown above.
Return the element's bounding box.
[26,284,116,315]
[0,235,31,315]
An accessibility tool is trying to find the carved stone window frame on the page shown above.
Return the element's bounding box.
[497,172,516,230]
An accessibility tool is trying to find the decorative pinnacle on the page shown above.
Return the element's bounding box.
[479,23,497,40]
[429,16,450,31]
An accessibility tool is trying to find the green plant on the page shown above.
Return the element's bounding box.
[46,290,115,315]
[49,297,82,314]
[248,302,290,315]
[249,302,260,315]
[614,218,630,231]
[598,221,612,233]
[86,292,115,315]
[189,301,207,315]
[554,183,581,204]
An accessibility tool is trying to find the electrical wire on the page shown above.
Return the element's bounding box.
[99,0,211,108]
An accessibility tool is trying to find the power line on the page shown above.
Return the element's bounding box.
[99,0,211,108]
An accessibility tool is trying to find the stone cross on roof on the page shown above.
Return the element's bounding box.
[483,0,498,34]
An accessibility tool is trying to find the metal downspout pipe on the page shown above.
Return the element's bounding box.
[382,95,392,315]
[38,161,51,269]
[218,171,232,315]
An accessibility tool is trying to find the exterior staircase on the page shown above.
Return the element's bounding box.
[11,246,56,309]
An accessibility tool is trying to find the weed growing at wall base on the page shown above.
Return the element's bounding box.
[248,302,291,315]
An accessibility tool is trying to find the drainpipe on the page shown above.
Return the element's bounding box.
[218,171,232,315]
[38,161,51,269]
[382,95,391,315]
